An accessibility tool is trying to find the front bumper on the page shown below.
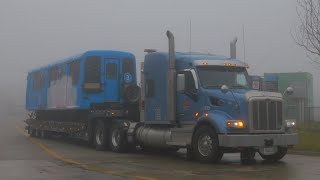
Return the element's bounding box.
[218,133,298,147]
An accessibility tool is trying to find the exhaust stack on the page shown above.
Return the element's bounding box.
[230,37,238,59]
[166,30,176,122]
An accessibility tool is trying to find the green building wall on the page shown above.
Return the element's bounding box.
[264,72,314,123]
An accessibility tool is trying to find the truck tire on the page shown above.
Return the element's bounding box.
[258,146,288,162]
[192,126,221,163]
[94,121,108,151]
[109,123,129,153]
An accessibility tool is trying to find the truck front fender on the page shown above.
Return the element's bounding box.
[195,110,232,134]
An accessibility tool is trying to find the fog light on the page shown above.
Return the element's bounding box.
[226,120,245,128]
[285,120,296,128]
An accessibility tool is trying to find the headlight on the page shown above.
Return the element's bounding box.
[226,120,245,128]
[285,120,296,128]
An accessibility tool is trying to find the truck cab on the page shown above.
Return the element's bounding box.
[138,31,298,163]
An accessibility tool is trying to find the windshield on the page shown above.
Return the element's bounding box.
[197,66,250,89]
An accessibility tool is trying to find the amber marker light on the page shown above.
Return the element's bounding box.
[195,112,199,117]
[205,113,209,117]
[226,120,245,128]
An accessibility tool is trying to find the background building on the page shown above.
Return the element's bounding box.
[262,72,314,123]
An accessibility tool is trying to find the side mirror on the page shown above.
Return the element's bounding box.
[221,85,229,94]
[285,87,294,95]
[177,74,185,92]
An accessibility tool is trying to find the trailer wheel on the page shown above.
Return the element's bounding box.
[94,121,108,151]
[192,126,221,163]
[109,123,128,153]
[258,146,288,162]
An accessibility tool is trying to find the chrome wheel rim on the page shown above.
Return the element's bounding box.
[198,134,213,157]
[95,128,103,145]
[112,129,121,147]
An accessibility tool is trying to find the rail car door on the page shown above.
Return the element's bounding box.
[103,59,120,102]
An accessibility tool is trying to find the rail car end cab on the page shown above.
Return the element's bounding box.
[79,51,138,109]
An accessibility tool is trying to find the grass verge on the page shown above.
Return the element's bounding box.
[293,122,320,152]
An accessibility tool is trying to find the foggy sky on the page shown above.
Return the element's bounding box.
[0,0,319,110]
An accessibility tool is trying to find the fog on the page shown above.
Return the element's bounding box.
[0,0,319,114]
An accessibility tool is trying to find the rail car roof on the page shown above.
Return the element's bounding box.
[28,50,134,74]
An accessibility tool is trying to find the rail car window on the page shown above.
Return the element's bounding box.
[32,71,44,90]
[123,59,134,75]
[145,79,154,97]
[84,56,101,91]
[106,63,117,79]
[70,60,80,84]
[49,66,59,84]
[58,66,65,79]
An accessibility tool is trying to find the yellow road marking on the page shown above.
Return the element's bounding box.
[16,126,158,180]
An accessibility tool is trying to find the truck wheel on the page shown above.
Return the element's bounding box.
[192,126,221,163]
[109,123,128,153]
[240,148,256,163]
[94,121,108,151]
[259,146,288,162]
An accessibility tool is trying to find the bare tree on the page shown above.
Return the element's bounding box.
[294,0,320,68]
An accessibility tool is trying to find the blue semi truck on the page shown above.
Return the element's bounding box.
[25,31,298,163]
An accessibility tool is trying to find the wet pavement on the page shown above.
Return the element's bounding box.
[0,115,128,180]
[2,114,320,180]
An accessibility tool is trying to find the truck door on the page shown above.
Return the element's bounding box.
[176,70,201,123]
[103,59,120,102]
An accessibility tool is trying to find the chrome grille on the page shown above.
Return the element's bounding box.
[252,100,282,131]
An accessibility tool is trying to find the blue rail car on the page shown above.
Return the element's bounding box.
[26,50,138,112]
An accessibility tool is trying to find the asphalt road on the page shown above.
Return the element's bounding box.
[2,113,320,180]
